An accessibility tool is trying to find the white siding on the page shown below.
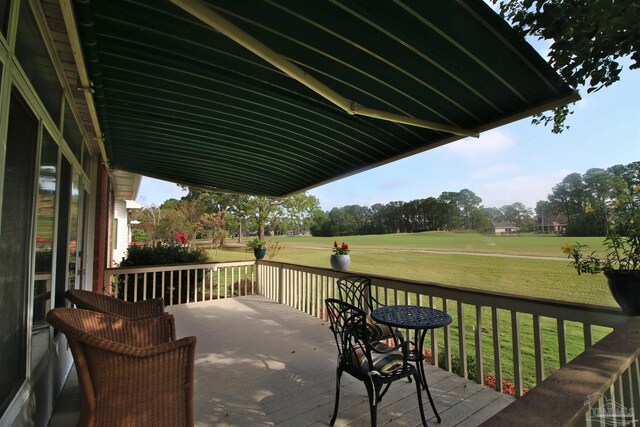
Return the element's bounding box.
[112,200,130,266]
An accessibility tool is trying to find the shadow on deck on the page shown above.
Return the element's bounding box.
[49,296,514,426]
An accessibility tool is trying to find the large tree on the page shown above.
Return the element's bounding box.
[248,196,283,240]
[500,202,535,231]
[583,168,627,235]
[283,193,321,235]
[182,189,249,246]
[495,0,639,133]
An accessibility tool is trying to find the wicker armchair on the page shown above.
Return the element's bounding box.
[66,289,164,320]
[46,308,195,427]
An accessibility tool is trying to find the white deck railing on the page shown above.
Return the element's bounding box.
[104,258,634,410]
[256,260,630,397]
[482,316,640,427]
[104,261,256,306]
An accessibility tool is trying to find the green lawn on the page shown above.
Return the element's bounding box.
[206,232,618,389]
[250,232,609,258]
[210,233,615,307]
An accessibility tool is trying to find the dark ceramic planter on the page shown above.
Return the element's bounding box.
[330,254,350,272]
[254,248,266,260]
[604,270,640,315]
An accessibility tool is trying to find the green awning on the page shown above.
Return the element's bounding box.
[73,0,578,197]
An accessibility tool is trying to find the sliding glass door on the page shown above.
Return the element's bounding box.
[0,89,38,414]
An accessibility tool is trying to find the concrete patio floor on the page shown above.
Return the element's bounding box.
[49,296,514,426]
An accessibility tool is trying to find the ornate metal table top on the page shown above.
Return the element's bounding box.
[371,305,452,329]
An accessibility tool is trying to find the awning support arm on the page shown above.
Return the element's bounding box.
[170,0,478,138]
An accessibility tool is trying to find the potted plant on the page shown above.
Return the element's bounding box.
[247,237,267,260]
[330,241,351,272]
[563,185,640,315]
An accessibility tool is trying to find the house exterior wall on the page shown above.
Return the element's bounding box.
[491,222,520,235]
[112,199,130,266]
[0,1,101,425]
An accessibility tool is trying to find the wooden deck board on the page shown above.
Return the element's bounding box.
[49,296,514,426]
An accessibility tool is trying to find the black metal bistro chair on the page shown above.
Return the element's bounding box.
[337,275,403,344]
[324,298,428,427]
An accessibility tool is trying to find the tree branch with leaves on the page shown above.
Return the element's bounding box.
[494,0,639,133]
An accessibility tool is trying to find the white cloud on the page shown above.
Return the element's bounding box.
[471,163,520,179]
[442,129,514,163]
[477,169,572,208]
[378,178,405,190]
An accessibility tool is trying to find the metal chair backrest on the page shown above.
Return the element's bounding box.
[336,275,373,313]
[324,300,427,426]
[325,298,371,374]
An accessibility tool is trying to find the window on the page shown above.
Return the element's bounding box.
[0,89,38,414]
[54,156,71,309]
[53,159,83,304]
[67,172,80,291]
[31,130,57,370]
[15,0,62,126]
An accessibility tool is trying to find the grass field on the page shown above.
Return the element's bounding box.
[250,231,609,257]
[208,232,615,307]
[205,232,618,389]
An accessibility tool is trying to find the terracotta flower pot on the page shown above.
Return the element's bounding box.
[330,254,350,272]
[604,270,640,315]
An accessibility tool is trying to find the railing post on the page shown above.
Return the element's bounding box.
[475,305,483,385]
[457,301,467,379]
[278,263,285,304]
[255,261,261,296]
[492,307,503,393]
[533,314,544,385]
[511,311,523,397]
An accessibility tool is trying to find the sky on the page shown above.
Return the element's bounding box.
[137,43,640,212]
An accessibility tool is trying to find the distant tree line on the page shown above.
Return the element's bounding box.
[132,162,638,243]
[133,189,320,246]
[308,189,534,236]
[309,161,638,238]
[538,161,639,237]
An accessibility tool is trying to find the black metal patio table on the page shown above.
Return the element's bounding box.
[371,305,452,423]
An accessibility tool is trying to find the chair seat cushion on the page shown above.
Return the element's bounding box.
[359,316,395,341]
[350,342,405,376]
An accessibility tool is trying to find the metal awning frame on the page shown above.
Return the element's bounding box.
[170,0,479,138]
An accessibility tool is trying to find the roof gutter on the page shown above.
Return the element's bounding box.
[60,0,109,165]
[170,0,478,138]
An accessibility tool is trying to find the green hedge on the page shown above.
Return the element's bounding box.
[116,242,209,302]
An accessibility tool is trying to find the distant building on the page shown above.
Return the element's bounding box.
[112,199,143,266]
[535,214,568,233]
[491,221,520,235]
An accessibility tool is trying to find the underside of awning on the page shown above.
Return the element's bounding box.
[71,0,578,197]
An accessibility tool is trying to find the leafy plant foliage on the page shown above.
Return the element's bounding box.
[494,0,639,133]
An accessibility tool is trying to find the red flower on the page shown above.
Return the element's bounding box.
[332,241,350,255]
[174,232,188,245]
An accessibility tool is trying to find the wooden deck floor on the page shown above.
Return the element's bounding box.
[49,296,514,426]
